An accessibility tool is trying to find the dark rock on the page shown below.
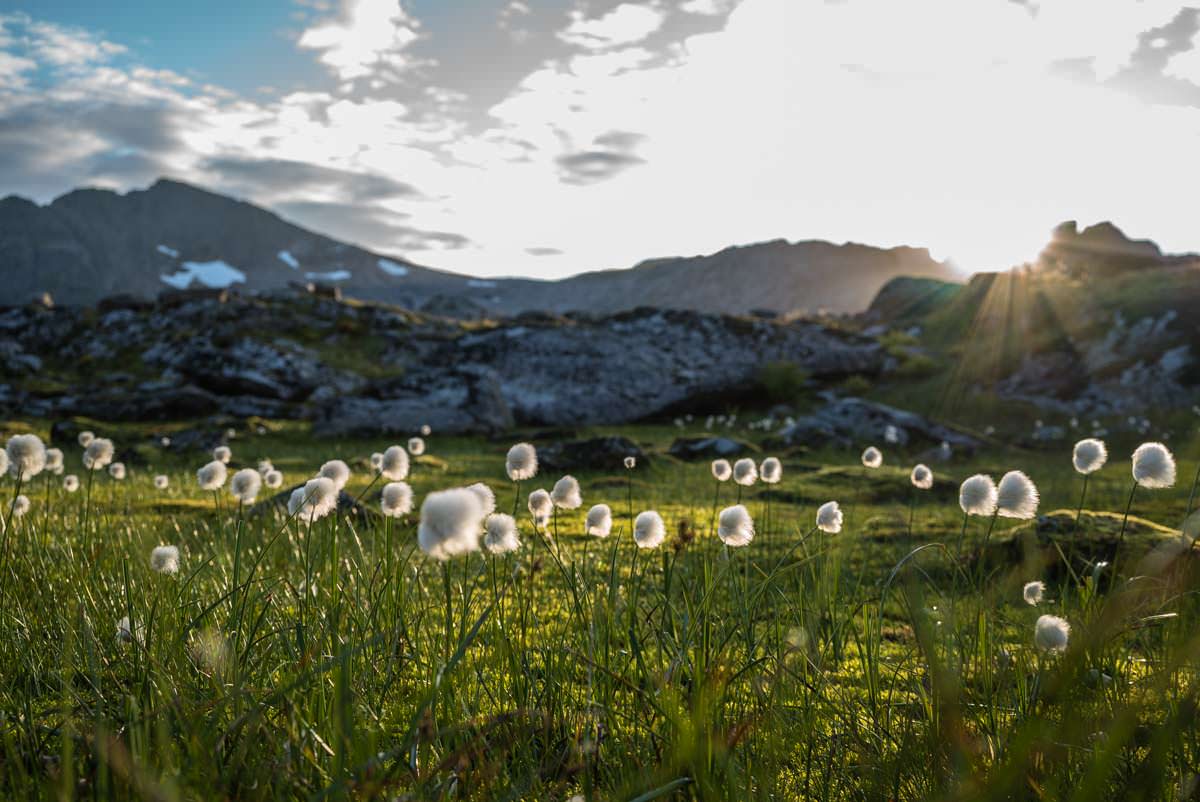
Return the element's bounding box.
[777,396,979,452]
[668,437,754,460]
[538,437,646,472]
[71,385,221,421]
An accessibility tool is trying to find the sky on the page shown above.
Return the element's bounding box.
[1,0,1199,279]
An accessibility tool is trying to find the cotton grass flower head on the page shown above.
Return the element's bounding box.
[634,510,666,549]
[718,504,755,547]
[108,462,126,480]
[6,434,47,481]
[63,475,79,492]
[816,501,843,534]
[505,442,538,481]
[712,459,732,482]
[154,475,169,490]
[381,445,410,481]
[910,464,933,490]
[760,457,782,484]
[115,616,142,646]
[420,424,432,437]
[77,430,95,448]
[11,495,30,518]
[213,446,232,464]
[257,459,274,476]
[1132,442,1176,489]
[83,438,114,471]
[527,489,552,526]
[318,459,351,491]
[407,437,426,456]
[1072,438,1107,475]
[1023,580,1045,606]
[959,474,998,516]
[733,458,757,487]
[197,460,227,491]
[997,470,1039,519]
[585,504,613,537]
[550,475,582,509]
[861,446,883,469]
[483,513,521,554]
[467,482,496,516]
[370,452,384,471]
[624,456,636,470]
[0,449,7,477]
[287,477,338,523]
[150,545,180,575]
[264,469,283,489]
[380,481,414,518]
[45,448,64,475]
[1034,614,1070,652]
[230,468,262,505]
[418,487,483,560]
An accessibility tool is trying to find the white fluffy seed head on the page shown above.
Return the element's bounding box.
[712,459,732,482]
[418,488,483,560]
[370,452,384,470]
[959,474,998,516]
[381,445,410,481]
[506,442,538,481]
[407,437,426,456]
[527,488,552,525]
[63,475,79,492]
[634,510,666,549]
[816,501,843,534]
[83,438,114,471]
[468,482,497,516]
[733,458,757,487]
[381,481,414,518]
[861,446,883,469]
[997,470,1039,519]
[624,456,636,470]
[115,616,141,645]
[0,449,7,477]
[11,495,30,517]
[150,545,180,575]
[230,468,262,504]
[718,504,755,547]
[1132,442,1176,489]
[760,457,782,484]
[213,446,232,464]
[288,476,338,523]
[264,469,283,489]
[910,464,933,490]
[1072,438,1107,475]
[420,424,432,437]
[585,504,613,537]
[45,448,64,474]
[197,460,228,491]
[77,430,94,448]
[483,513,521,554]
[318,459,351,491]
[258,459,274,476]
[1023,580,1045,606]
[154,474,169,490]
[108,462,126,480]
[1034,614,1070,652]
[551,475,582,509]
[6,434,47,481]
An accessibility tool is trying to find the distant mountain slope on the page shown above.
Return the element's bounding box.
[0,178,953,314]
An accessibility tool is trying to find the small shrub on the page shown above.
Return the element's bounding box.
[758,361,810,403]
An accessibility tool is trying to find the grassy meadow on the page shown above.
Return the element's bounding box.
[1,419,1200,800]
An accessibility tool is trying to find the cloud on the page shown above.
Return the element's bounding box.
[203,156,421,200]
[526,246,563,256]
[679,0,736,15]
[276,199,470,251]
[297,0,421,81]
[559,3,667,50]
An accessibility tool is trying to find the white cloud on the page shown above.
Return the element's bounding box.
[559,3,667,49]
[679,0,734,15]
[297,0,420,81]
[1165,33,1200,83]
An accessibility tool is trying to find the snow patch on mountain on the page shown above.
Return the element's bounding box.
[156,244,180,258]
[306,270,351,282]
[277,250,300,269]
[377,258,409,277]
[160,260,246,289]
